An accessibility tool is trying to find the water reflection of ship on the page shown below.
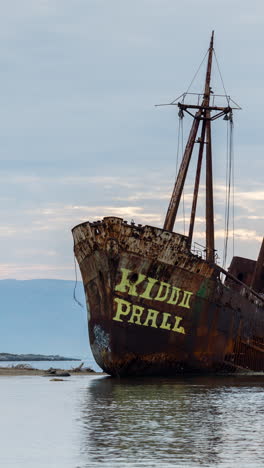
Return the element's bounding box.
[80,376,264,465]
[81,376,228,466]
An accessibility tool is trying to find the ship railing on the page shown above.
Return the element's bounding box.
[216,265,264,305]
[191,242,220,263]
[191,242,263,304]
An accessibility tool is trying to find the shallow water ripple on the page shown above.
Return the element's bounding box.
[0,375,263,467]
[80,376,264,467]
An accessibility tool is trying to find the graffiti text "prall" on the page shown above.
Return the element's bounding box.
[113,297,185,334]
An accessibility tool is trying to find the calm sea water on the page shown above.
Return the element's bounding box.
[0,374,263,467]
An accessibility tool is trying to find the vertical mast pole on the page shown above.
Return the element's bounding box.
[205,116,215,262]
[203,31,215,262]
[188,118,206,246]
[163,31,215,243]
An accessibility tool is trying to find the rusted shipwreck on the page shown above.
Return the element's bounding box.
[72,33,264,376]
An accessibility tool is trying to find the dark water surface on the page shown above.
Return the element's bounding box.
[0,375,263,467]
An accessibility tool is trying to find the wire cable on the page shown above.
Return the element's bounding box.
[231,120,235,257]
[180,117,186,234]
[171,49,209,104]
[73,255,84,308]
[222,119,234,269]
[213,50,229,104]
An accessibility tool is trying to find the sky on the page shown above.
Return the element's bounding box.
[0,0,264,280]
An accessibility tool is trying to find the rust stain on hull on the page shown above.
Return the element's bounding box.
[72,217,264,377]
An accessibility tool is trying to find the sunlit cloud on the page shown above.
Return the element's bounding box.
[28,204,163,229]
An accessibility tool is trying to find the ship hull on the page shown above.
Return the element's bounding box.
[72,217,264,376]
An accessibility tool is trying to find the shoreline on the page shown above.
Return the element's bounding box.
[0,366,105,376]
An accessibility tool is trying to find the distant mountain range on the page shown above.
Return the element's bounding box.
[0,279,97,367]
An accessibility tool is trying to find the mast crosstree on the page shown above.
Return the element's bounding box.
[161,31,239,263]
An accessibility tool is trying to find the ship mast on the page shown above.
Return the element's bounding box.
[205,32,215,263]
[163,32,236,263]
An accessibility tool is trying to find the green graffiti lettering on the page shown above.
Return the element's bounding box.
[140,277,158,300]
[142,308,159,328]
[115,268,146,296]
[154,282,170,302]
[178,290,193,309]
[160,312,172,330]
[128,304,144,325]
[167,286,181,305]
[172,316,185,334]
[113,297,131,322]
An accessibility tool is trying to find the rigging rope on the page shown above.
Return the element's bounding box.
[73,255,84,308]
[171,50,208,104]
[175,116,181,175]
[181,117,186,235]
[185,50,209,95]
[222,117,234,269]
[175,115,186,234]
[171,44,236,256]
[232,127,235,258]
[213,50,229,104]
[223,119,229,268]
[213,49,235,268]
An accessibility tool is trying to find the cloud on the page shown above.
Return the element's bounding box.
[0,227,18,237]
[0,263,74,280]
[236,191,264,201]
[14,248,57,258]
[0,0,264,279]
[28,204,163,229]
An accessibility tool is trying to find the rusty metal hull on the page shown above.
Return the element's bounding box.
[72,217,264,376]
